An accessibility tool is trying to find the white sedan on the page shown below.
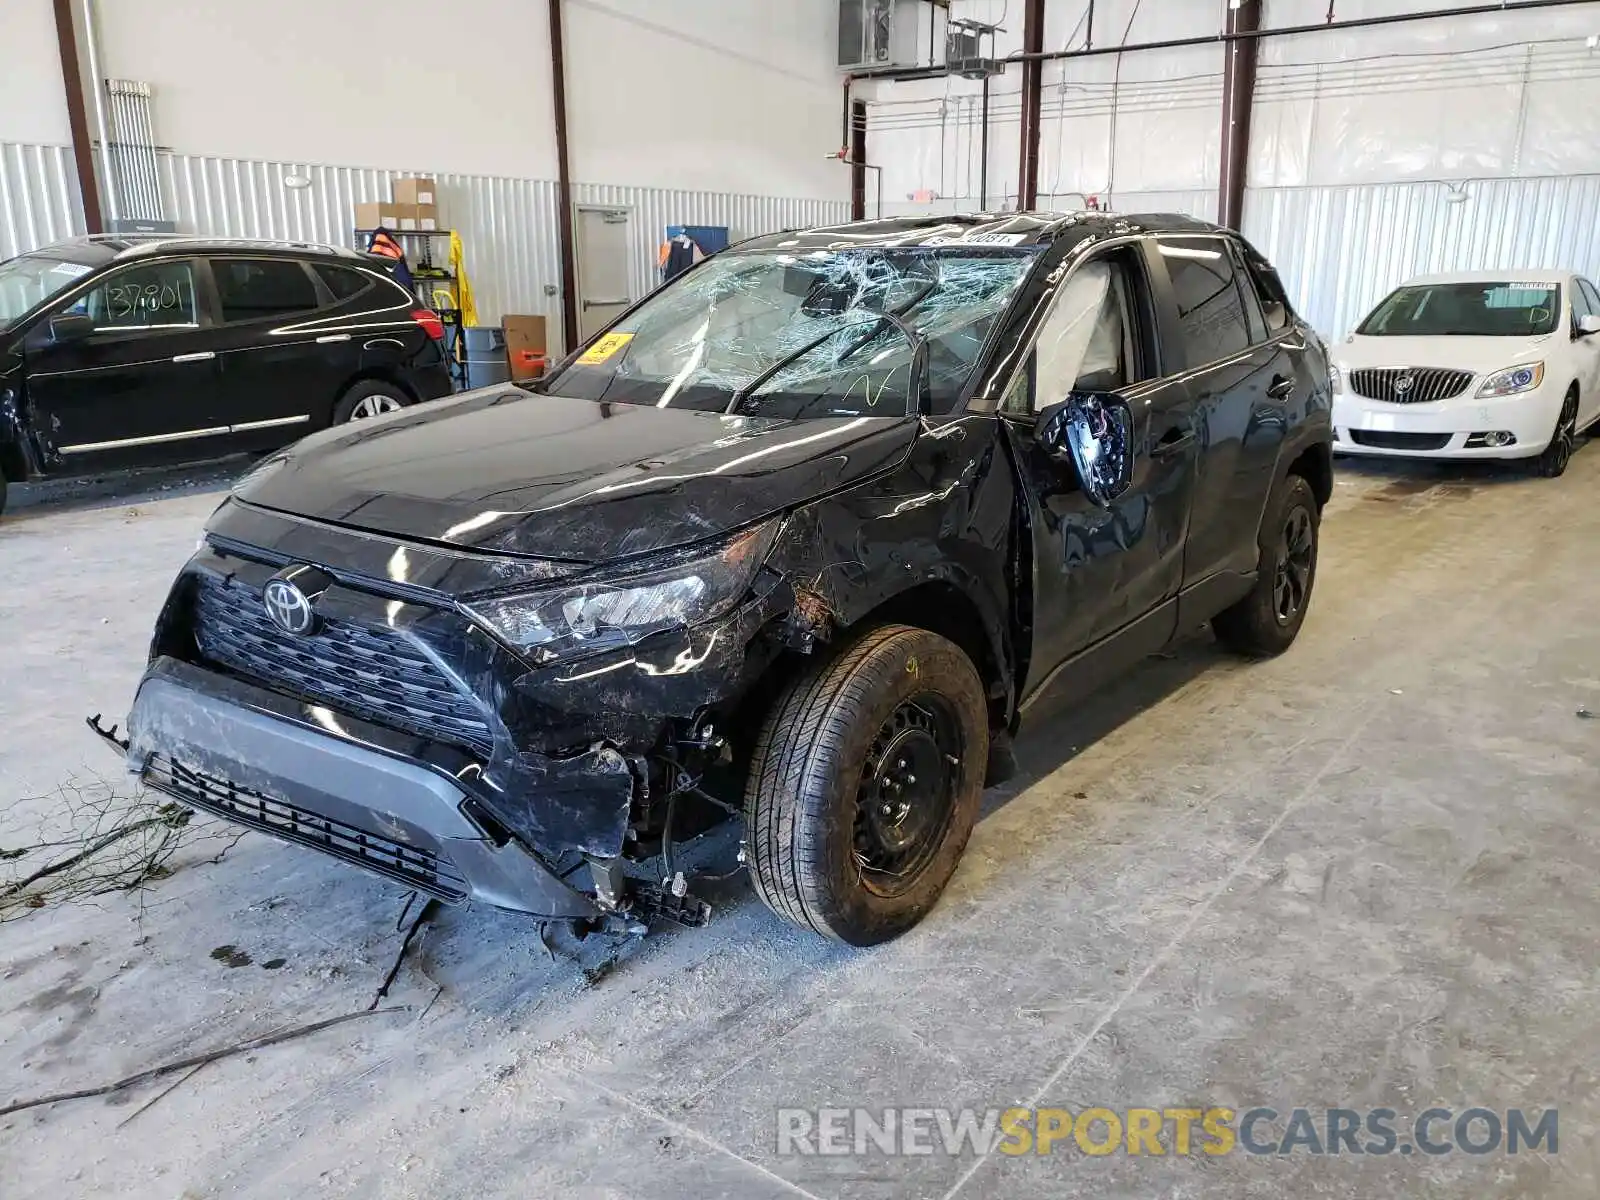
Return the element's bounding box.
[1331,271,1600,477]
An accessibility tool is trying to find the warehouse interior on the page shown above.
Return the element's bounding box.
[2,2,1599,1197]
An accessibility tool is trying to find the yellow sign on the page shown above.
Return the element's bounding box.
[577,332,634,365]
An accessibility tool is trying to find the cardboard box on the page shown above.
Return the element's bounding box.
[393,177,437,207]
[502,314,549,380]
[395,203,440,231]
[354,201,401,231]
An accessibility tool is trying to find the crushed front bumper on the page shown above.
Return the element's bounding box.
[118,657,602,918]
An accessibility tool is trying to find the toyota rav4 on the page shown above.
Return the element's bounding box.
[96,212,1333,946]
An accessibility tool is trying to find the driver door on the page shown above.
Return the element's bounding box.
[23,256,223,471]
[999,241,1199,702]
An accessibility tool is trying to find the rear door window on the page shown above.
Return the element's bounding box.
[1158,237,1251,367]
[73,260,200,331]
[212,258,321,323]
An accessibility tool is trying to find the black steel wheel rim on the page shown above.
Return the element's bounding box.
[853,694,963,898]
[1273,506,1314,624]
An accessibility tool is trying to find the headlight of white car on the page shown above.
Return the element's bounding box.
[463,520,778,664]
[1476,362,1544,398]
[1329,364,1344,394]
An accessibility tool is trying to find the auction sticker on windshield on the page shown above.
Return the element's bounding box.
[577,332,634,365]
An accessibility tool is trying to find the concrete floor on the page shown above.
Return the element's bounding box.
[1,452,1597,1198]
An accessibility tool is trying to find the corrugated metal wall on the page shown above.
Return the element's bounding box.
[1243,174,1600,340]
[1,141,847,352]
[0,142,84,261]
[160,154,848,348]
[571,183,850,318]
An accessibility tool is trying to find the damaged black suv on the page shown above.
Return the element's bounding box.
[99,212,1332,946]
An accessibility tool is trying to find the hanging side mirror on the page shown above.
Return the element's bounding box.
[1035,392,1135,508]
[47,313,95,345]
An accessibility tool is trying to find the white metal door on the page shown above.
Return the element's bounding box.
[575,206,633,343]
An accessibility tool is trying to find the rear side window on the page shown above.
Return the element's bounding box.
[213,258,320,323]
[313,263,376,302]
[1581,278,1600,317]
[1158,237,1250,366]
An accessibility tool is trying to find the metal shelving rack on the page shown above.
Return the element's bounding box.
[355,228,466,388]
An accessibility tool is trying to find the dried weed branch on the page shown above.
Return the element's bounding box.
[0,775,246,923]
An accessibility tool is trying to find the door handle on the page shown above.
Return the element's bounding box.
[1268,375,1295,400]
[582,298,631,309]
[171,351,215,363]
[1151,427,1196,459]
[316,334,352,344]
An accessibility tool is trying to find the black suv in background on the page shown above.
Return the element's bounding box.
[103,212,1333,948]
[0,236,452,514]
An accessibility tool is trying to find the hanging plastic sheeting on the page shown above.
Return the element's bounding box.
[860,0,1225,215]
[1251,0,1600,188]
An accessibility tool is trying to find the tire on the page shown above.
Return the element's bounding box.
[0,470,7,520]
[332,380,411,424]
[744,625,989,945]
[1532,388,1578,479]
[1212,472,1320,658]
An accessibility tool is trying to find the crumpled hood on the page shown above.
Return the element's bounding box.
[1334,333,1555,377]
[236,388,917,561]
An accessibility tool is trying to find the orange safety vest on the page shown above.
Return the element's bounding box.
[367,230,405,260]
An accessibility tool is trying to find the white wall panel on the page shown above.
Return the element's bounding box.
[0,0,73,147]
[34,0,846,203]
[1243,175,1600,341]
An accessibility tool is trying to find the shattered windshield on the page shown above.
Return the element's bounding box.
[0,252,98,326]
[545,247,1040,418]
[1357,282,1561,337]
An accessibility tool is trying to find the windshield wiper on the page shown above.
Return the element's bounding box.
[724,308,928,417]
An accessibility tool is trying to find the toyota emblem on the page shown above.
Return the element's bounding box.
[263,576,316,635]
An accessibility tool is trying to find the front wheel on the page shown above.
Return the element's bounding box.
[744,625,989,945]
[1212,473,1321,657]
[332,380,411,424]
[1532,389,1578,479]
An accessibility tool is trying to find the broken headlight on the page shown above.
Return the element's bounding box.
[464,521,777,663]
[1476,362,1544,398]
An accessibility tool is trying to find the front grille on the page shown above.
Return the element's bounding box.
[1348,430,1453,451]
[145,754,469,901]
[1350,367,1474,404]
[191,572,493,754]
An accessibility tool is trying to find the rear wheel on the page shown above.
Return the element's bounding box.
[333,380,411,424]
[1532,388,1578,478]
[1212,473,1320,657]
[744,625,988,945]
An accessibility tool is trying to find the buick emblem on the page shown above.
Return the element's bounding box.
[263,572,318,635]
[1393,374,1415,394]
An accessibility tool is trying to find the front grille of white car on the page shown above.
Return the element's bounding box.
[1350,367,1475,404]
